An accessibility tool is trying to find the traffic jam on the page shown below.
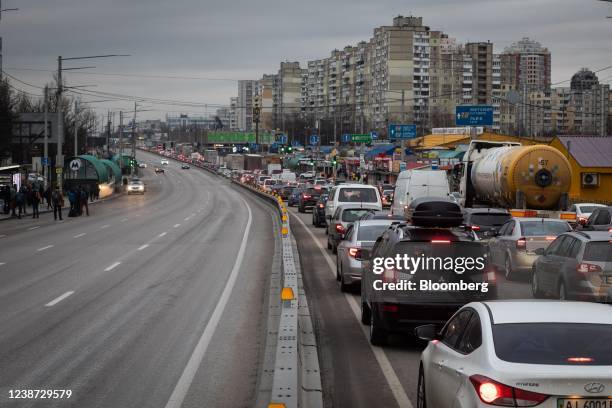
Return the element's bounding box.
[147,141,612,408]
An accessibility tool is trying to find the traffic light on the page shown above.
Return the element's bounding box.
[332,155,337,166]
[310,159,314,166]
[287,146,293,153]
[280,147,285,153]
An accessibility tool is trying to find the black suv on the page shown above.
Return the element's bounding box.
[360,198,496,345]
[312,194,328,228]
[298,187,327,213]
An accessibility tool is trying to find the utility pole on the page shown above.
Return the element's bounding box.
[106,110,111,157]
[119,111,123,156]
[131,101,136,172]
[74,100,78,156]
[43,86,48,189]
[56,56,64,192]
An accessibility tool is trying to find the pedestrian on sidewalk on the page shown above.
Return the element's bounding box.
[32,187,41,218]
[94,183,100,200]
[2,185,9,214]
[10,184,17,217]
[67,188,77,217]
[75,187,82,216]
[52,186,64,221]
[80,187,89,216]
[15,187,25,219]
[45,185,52,209]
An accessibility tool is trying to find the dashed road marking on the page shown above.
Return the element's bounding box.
[0,262,5,266]
[28,226,41,230]
[184,217,190,221]
[173,224,180,228]
[37,245,54,252]
[121,218,128,222]
[74,233,86,238]
[159,232,167,237]
[104,262,121,271]
[45,291,74,307]
[0,234,6,238]
[100,224,110,229]
[138,244,149,251]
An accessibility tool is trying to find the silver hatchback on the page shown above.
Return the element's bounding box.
[336,219,397,292]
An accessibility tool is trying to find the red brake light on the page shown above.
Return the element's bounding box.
[303,194,311,199]
[381,304,398,313]
[567,357,594,363]
[545,236,556,241]
[348,247,363,259]
[516,237,527,250]
[471,225,481,231]
[318,204,324,208]
[470,375,548,406]
[608,228,612,233]
[431,240,451,244]
[576,263,602,273]
[335,224,345,234]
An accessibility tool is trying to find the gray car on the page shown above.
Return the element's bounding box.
[326,204,379,254]
[489,217,572,280]
[532,230,612,301]
[336,220,397,292]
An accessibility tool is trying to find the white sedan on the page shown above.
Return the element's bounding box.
[417,301,612,408]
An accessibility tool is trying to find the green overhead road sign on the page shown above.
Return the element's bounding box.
[206,132,274,144]
[351,134,372,143]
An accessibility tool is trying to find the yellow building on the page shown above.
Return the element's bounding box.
[550,136,612,204]
[409,132,543,150]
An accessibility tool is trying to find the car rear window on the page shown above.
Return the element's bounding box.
[470,213,510,226]
[493,323,612,365]
[342,209,373,222]
[578,205,603,213]
[357,225,391,241]
[338,188,378,203]
[520,221,571,236]
[583,242,612,262]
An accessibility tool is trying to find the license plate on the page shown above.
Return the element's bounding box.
[558,399,612,408]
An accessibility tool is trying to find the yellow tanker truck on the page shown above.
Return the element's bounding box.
[459,140,574,214]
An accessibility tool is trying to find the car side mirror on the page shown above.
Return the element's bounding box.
[535,248,546,256]
[415,324,440,342]
[483,230,497,238]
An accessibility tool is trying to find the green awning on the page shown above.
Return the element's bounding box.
[100,159,122,184]
[64,155,109,183]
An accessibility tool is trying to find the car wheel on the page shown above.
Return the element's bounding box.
[361,301,371,325]
[369,305,387,346]
[558,280,568,300]
[336,258,341,281]
[332,242,338,254]
[324,224,329,235]
[340,266,349,292]
[312,214,316,226]
[327,237,332,250]
[417,365,427,408]
[531,269,545,298]
[504,255,514,281]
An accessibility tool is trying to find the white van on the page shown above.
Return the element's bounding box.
[325,183,382,221]
[391,169,451,216]
[278,171,296,183]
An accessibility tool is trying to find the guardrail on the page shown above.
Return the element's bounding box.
[139,149,322,408]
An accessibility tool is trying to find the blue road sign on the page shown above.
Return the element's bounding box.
[370,131,379,140]
[310,135,319,145]
[291,140,302,147]
[41,157,49,166]
[388,124,417,140]
[278,134,288,144]
[341,133,351,143]
[455,105,494,126]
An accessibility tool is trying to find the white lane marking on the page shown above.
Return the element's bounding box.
[191,213,196,217]
[159,232,167,237]
[37,245,54,252]
[121,218,128,222]
[0,262,5,266]
[74,233,86,238]
[100,224,110,229]
[45,291,74,307]
[0,234,6,238]
[28,226,41,230]
[165,198,253,408]
[290,212,413,408]
[184,217,190,221]
[138,244,149,251]
[104,262,121,271]
[173,224,180,228]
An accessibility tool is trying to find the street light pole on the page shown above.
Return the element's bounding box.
[56,56,64,191]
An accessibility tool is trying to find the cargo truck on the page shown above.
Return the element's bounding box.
[225,154,245,171]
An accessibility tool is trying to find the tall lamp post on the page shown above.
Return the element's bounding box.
[55,54,129,192]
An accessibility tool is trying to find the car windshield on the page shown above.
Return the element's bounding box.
[342,209,373,222]
[357,224,391,241]
[338,188,378,203]
[492,323,612,365]
[519,221,571,236]
[470,213,510,226]
[130,180,143,185]
[583,242,612,262]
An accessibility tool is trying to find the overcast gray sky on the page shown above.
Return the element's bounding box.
[2,0,611,120]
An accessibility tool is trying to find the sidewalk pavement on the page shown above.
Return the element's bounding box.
[0,192,124,222]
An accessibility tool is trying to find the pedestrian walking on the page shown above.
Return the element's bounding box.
[68,189,77,217]
[16,187,26,219]
[10,184,17,217]
[32,188,41,218]
[75,187,82,216]
[80,187,89,216]
[94,184,100,200]
[52,186,64,221]
[2,185,9,214]
[45,185,53,209]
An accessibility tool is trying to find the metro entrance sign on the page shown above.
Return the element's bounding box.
[455,105,494,126]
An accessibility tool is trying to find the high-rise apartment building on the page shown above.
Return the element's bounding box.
[237,80,256,132]
[229,97,238,131]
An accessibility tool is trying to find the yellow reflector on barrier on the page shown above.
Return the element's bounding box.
[282,215,288,222]
[281,227,288,236]
[281,287,294,301]
[268,404,286,408]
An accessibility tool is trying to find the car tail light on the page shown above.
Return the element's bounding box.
[545,236,556,241]
[471,225,481,231]
[381,303,398,313]
[516,237,526,250]
[382,268,398,283]
[335,224,345,234]
[567,357,594,363]
[303,194,311,199]
[318,204,324,209]
[470,375,548,406]
[431,239,451,244]
[576,263,602,273]
[608,227,612,233]
[348,247,363,260]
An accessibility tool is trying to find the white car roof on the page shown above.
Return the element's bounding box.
[482,301,612,325]
[336,183,377,189]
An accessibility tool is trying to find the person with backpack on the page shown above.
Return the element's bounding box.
[31,187,41,218]
[52,186,64,221]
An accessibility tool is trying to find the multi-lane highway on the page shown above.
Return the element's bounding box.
[0,151,278,408]
[287,204,533,408]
